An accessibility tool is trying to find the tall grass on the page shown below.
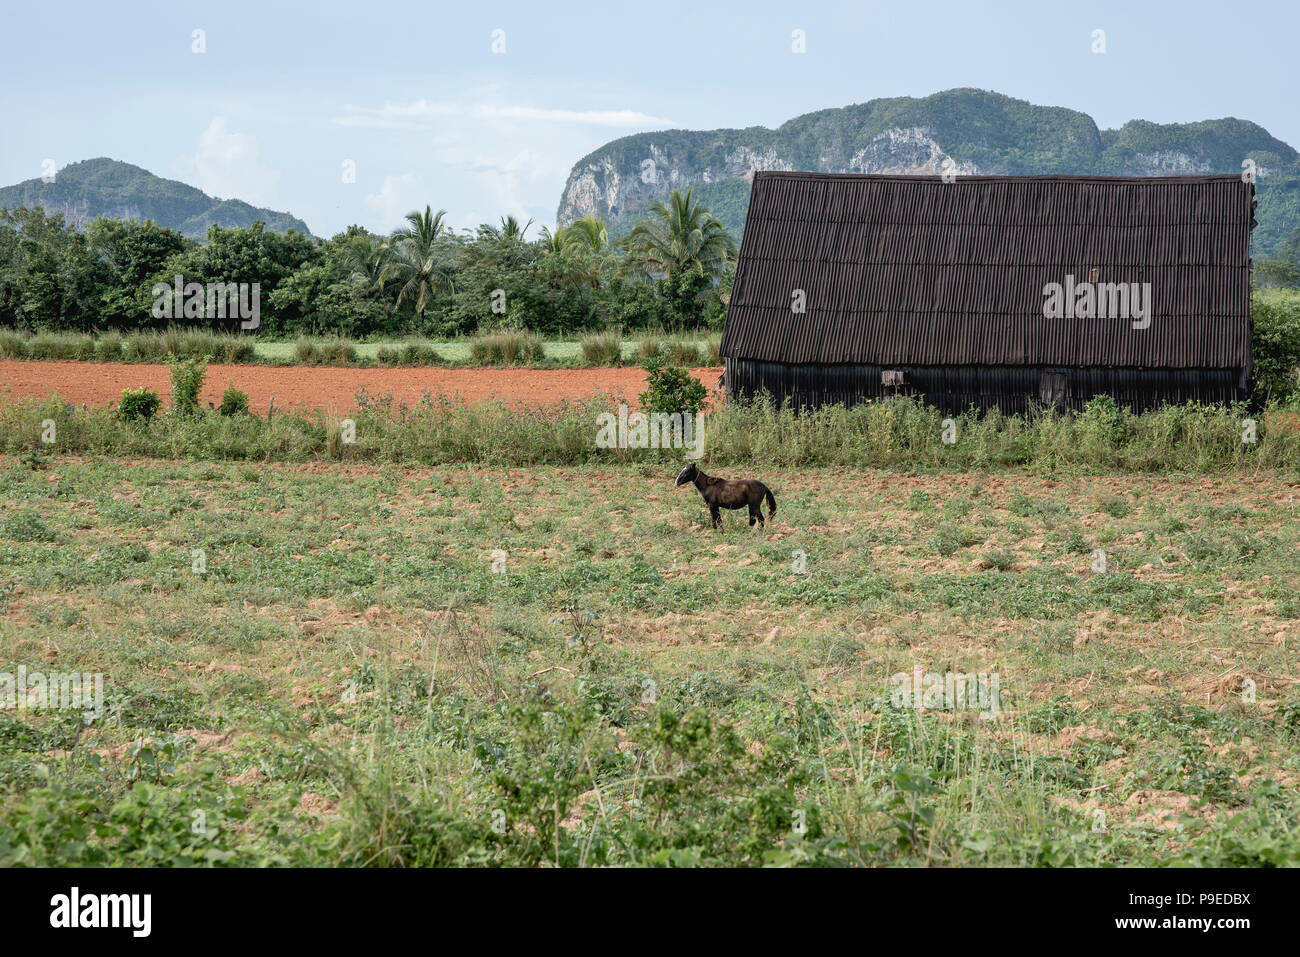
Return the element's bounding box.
[0,328,254,363]
[704,333,722,367]
[24,332,97,360]
[636,331,710,366]
[0,327,724,368]
[2,393,1296,472]
[94,331,123,361]
[375,340,442,366]
[294,335,359,365]
[635,333,661,362]
[579,327,624,366]
[665,338,702,365]
[469,328,545,365]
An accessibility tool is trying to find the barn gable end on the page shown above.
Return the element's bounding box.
[718,171,1256,413]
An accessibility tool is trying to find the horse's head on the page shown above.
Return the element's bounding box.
[675,463,697,486]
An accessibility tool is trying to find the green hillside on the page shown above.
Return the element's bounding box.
[560,89,1300,256]
[0,158,311,239]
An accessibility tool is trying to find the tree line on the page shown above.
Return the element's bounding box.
[0,190,736,339]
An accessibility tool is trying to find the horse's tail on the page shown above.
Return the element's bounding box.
[764,485,777,518]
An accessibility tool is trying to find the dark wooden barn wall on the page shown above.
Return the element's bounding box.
[718,172,1255,414]
[725,357,1245,415]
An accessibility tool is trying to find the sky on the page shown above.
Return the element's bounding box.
[1,0,1296,238]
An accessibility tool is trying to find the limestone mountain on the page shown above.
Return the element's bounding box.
[558,89,1300,255]
[0,158,312,239]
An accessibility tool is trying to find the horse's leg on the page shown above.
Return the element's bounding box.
[710,505,721,529]
[748,503,760,527]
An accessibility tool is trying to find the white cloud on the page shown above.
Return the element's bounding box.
[474,105,673,126]
[332,100,462,129]
[332,100,672,129]
[363,172,430,232]
[190,117,279,206]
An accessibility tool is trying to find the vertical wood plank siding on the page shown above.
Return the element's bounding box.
[719,172,1255,413]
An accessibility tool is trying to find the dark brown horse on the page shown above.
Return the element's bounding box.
[675,463,776,529]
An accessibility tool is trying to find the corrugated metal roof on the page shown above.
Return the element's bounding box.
[719,172,1254,368]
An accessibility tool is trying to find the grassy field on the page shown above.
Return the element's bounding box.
[2,455,1298,866]
[4,392,1299,472]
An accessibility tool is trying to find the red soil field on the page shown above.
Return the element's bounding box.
[0,360,723,413]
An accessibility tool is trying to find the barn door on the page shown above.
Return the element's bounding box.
[1039,372,1069,408]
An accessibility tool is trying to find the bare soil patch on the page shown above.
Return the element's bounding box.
[0,359,721,412]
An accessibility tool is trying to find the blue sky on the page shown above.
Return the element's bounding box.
[1,0,1296,237]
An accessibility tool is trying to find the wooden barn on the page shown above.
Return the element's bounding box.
[718,171,1256,413]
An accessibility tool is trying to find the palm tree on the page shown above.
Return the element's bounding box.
[541,216,612,289]
[478,215,533,243]
[341,232,388,288]
[381,206,454,319]
[623,190,736,283]
[498,214,532,242]
[562,216,610,257]
[538,224,567,255]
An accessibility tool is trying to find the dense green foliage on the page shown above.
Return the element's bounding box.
[167,355,209,416]
[116,387,161,422]
[0,191,733,339]
[217,382,250,417]
[1251,289,1300,402]
[1256,226,1300,289]
[639,352,708,416]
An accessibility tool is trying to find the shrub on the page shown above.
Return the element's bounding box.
[980,548,1017,570]
[580,328,623,366]
[118,387,162,422]
[1079,394,1129,444]
[639,350,707,416]
[218,381,250,416]
[931,524,980,556]
[168,354,209,415]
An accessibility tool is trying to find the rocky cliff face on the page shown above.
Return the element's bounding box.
[1118,151,1214,176]
[557,89,1300,254]
[845,127,980,176]
[557,126,975,225]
